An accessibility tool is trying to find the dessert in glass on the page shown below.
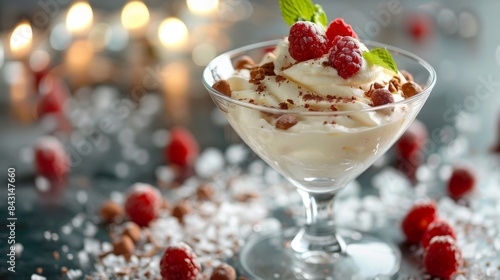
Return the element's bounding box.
[202,16,436,280]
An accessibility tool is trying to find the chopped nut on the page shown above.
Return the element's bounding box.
[196,184,215,200]
[234,55,255,70]
[99,200,124,224]
[261,62,275,76]
[235,192,260,202]
[210,262,237,280]
[172,201,192,223]
[249,67,265,84]
[212,80,232,97]
[112,235,135,260]
[60,267,68,274]
[388,76,402,93]
[373,82,384,89]
[275,115,298,130]
[53,251,60,260]
[36,267,43,274]
[122,222,142,244]
[402,82,423,98]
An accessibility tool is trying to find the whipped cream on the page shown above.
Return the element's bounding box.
[218,38,422,190]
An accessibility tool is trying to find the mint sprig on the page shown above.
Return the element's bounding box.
[279,0,328,28]
[363,48,398,74]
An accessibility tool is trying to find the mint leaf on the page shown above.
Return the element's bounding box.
[312,4,327,28]
[363,48,398,73]
[279,0,328,28]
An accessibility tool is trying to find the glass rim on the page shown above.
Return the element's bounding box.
[202,39,437,116]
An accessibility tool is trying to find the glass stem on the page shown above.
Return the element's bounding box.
[291,189,346,257]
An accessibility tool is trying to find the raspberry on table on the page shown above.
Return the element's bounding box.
[370,88,394,106]
[160,243,201,280]
[401,200,438,243]
[424,235,462,278]
[288,21,329,62]
[165,127,200,167]
[447,166,476,199]
[34,136,70,180]
[326,18,358,44]
[421,219,457,249]
[124,183,162,227]
[328,36,363,79]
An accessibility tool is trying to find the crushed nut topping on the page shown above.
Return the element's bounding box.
[275,115,298,130]
[212,80,232,97]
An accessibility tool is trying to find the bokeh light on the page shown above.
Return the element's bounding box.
[158,17,188,49]
[187,0,219,15]
[65,40,94,70]
[66,2,93,34]
[10,21,32,58]
[29,50,50,72]
[50,23,72,51]
[121,1,150,30]
[88,23,111,50]
[192,43,217,66]
[458,11,478,38]
[0,43,4,69]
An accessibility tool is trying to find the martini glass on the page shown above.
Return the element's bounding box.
[203,40,436,279]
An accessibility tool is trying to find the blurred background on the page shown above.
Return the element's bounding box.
[0,0,499,279]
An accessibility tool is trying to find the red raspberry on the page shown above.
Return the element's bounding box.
[124,183,162,227]
[37,76,68,118]
[34,136,69,180]
[288,21,328,62]
[326,18,358,44]
[421,219,457,249]
[328,36,362,79]
[160,243,201,280]
[447,167,476,199]
[406,13,434,42]
[424,236,462,278]
[401,200,438,243]
[396,119,428,163]
[165,127,199,167]
[370,88,394,106]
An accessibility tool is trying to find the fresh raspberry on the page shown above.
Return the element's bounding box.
[288,21,328,62]
[165,127,199,167]
[34,136,69,180]
[395,119,428,164]
[326,18,358,45]
[447,167,476,199]
[401,200,438,243]
[424,236,462,278]
[124,183,162,227]
[160,243,201,280]
[370,88,394,106]
[406,13,434,42]
[421,219,457,249]
[328,36,362,79]
[37,76,68,118]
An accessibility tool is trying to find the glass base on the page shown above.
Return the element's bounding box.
[240,228,401,280]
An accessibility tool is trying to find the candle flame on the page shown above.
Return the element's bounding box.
[10,21,33,58]
[66,2,93,33]
[121,1,150,30]
[158,17,188,49]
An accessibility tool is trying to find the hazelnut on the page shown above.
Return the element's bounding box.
[235,192,259,202]
[196,184,215,200]
[210,263,237,280]
[402,82,423,98]
[99,200,124,224]
[113,235,135,260]
[172,201,192,223]
[401,70,414,82]
[122,222,142,243]
[275,115,298,130]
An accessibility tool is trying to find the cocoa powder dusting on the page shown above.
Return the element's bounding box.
[212,80,232,97]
